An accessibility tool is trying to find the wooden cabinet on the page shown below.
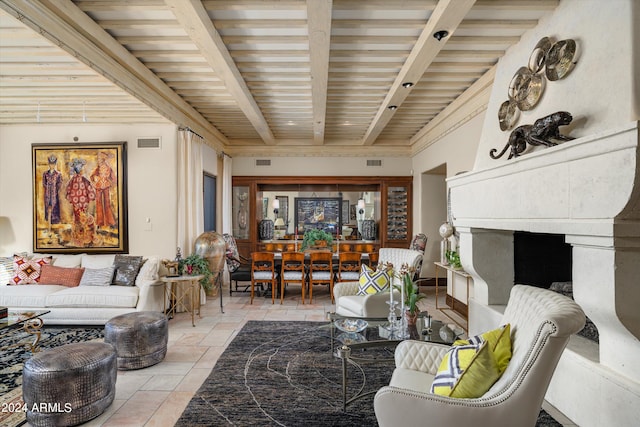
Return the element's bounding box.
[232,176,412,257]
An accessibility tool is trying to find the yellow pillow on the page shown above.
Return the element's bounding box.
[357,265,390,295]
[454,323,512,374]
[430,340,501,398]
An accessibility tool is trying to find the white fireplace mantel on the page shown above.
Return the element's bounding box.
[447,121,640,426]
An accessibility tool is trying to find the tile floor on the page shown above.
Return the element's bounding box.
[41,283,576,426]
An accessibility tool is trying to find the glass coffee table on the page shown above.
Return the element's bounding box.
[326,312,462,410]
[0,310,51,353]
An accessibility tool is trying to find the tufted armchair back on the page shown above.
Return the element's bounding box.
[378,248,423,287]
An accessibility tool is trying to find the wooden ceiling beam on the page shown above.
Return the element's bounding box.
[165,0,276,145]
[361,0,476,146]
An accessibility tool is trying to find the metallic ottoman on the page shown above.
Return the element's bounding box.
[104,311,168,370]
[22,341,117,427]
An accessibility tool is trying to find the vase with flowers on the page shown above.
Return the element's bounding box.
[398,271,427,325]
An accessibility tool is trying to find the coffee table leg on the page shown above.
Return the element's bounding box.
[336,345,351,411]
[23,318,45,352]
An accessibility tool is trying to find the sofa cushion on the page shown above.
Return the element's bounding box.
[33,253,85,268]
[357,264,390,295]
[45,285,139,308]
[79,266,115,287]
[81,254,115,269]
[113,255,144,286]
[0,284,66,307]
[0,256,14,285]
[39,265,85,287]
[12,255,52,285]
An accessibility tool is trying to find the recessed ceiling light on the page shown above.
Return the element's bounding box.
[433,30,449,41]
[388,105,398,111]
[402,82,414,88]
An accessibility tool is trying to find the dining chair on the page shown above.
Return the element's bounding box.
[336,251,362,283]
[250,252,277,304]
[280,251,306,304]
[222,234,252,296]
[367,251,379,269]
[307,251,334,303]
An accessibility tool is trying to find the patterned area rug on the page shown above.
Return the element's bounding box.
[176,320,562,427]
[0,326,104,427]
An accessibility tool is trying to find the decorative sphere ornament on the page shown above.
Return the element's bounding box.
[439,222,454,239]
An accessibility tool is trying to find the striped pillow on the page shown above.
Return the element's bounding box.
[79,265,116,286]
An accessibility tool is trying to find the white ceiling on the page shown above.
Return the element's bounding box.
[0,0,559,156]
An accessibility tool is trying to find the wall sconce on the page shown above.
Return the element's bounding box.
[357,199,365,215]
[272,199,280,217]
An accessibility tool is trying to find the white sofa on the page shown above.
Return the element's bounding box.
[0,253,165,325]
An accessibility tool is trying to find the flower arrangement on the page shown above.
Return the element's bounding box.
[178,253,214,291]
[380,261,426,317]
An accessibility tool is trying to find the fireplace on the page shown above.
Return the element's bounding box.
[447,122,640,426]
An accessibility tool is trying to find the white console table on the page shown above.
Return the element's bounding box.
[434,262,471,332]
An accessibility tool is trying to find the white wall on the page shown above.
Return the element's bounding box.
[232,156,411,176]
[475,0,638,171]
[0,123,182,257]
[411,111,485,277]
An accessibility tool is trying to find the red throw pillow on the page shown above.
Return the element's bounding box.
[12,255,52,285]
[39,264,85,287]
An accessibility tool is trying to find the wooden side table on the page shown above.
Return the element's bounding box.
[160,275,204,327]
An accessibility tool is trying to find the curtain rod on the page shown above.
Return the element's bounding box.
[178,126,204,140]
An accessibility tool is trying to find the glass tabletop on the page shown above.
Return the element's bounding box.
[0,310,51,331]
[327,312,462,348]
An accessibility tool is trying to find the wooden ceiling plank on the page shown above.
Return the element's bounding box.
[361,0,476,146]
[165,0,276,145]
[2,0,228,146]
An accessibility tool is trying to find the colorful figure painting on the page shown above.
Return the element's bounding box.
[32,142,128,253]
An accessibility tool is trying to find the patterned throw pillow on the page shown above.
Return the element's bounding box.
[112,255,144,286]
[1,252,27,285]
[222,233,240,272]
[39,264,85,287]
[453,324,512,374]
[357,264,390,296]
[430,339,501,398]
[12,255,52,285]
[79,266,116,286]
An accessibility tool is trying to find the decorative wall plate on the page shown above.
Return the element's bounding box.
[498,99,520,131]
[528,37,552,73]
[545,39,577,81]
[508,66,544,111]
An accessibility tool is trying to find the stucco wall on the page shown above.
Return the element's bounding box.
[475,0,637,171]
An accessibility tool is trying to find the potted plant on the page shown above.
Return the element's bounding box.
[445,249,462,270]
[301,229,333,251]
[400,273,427,325]
[179,253,214,292]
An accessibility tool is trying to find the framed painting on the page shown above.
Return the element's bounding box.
[262,197,269,219]
[294,197,342,236]
[32,142,128,253]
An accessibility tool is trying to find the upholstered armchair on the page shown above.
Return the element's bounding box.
[333,248,423,318]
[374,285,586,427]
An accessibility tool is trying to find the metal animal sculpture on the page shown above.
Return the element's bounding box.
[490,111,574,160]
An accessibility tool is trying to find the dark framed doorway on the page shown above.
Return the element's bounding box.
[204,172,216,231]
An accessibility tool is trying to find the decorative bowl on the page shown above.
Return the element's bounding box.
[335,318,368,333]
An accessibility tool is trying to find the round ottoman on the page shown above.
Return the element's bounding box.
[22,341,116,427]
[104,311,168,370]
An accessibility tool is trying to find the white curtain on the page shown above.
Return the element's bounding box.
[222,154,233,234]
[177,129,204,256]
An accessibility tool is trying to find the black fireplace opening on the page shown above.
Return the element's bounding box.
[513,231,598,343]
[513,231,572,288]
